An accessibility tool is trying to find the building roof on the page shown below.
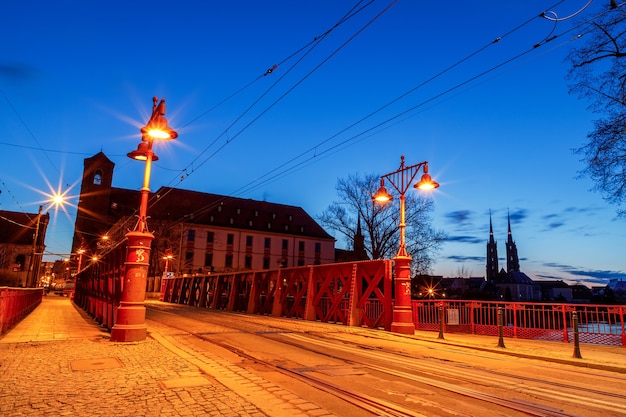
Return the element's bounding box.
[0,209,49,245]
[536,280,571,289]
[147,187,335,240]
[493,269,536,285]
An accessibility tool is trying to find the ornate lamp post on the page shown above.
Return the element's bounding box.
[110,97,178,342]
[373,155,439,334]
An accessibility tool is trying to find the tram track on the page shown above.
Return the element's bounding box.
[145,304,618,416]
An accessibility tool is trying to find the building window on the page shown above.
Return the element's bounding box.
[282,239,288,250]
[227,234,234,245]
[298,241,305,252]
[204,253,213,267]
[207,232,214,244]
[267,222,271,229]
[315,242,321,253]
[229,218,234,224]
[246,236,253,246]
[15,254,25,270]
[263,257,270,269]
[93,169,102,185]
[245,255,252,269]
[225,254,233,268]
[185,251,194,267]
[187,229,195,241]
[264,238,271,249]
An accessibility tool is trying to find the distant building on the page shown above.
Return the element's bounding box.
[71,152,336,276]
[0,208,49,287]
[537,280,573,302]
[608,279,626,303]
[485,212,540,301]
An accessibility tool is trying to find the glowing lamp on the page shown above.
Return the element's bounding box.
[415,173,439,190]
[372,180,393,203]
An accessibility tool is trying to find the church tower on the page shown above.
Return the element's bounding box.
[486,212,499,281]
[72,152,115,253]
[506,211,520,272]
[353,216,369,261]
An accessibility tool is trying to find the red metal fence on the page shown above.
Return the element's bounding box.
[161,260,393,330]
[73,243,125,332]
[413,300,626,347]
[72,243,626,348]
[0,287,43,334]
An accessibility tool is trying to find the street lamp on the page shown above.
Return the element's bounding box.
[162,251,173,274]
[110,97,177,343]
[372,155,439,334]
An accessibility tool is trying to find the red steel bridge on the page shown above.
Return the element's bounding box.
[66,252,626,347]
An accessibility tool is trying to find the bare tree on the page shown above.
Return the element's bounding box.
[318,172,446,274]
[567,5,626,214]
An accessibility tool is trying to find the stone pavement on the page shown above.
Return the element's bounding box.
[0,296,336,417]
[1,296,625,417]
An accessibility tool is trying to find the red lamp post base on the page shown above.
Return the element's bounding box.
[110,231,152,343]
[110,321,147,342]
[391,255,415,335]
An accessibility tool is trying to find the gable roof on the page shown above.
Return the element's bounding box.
[148,187,335,240]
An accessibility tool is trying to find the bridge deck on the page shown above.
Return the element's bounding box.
[1,296,625,416]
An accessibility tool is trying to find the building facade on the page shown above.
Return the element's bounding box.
[72,152,335,276]
[0,209,49,287]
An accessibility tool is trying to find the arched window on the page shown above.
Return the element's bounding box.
[93,169,103,185]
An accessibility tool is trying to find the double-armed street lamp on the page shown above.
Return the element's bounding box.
[110,97,178,343]
[373,155,439,334]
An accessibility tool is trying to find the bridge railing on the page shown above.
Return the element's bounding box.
[412,300,626,347]
[0,287,43,334]
[161,259,393,330]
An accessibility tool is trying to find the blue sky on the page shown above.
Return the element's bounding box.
[1,1,624,287]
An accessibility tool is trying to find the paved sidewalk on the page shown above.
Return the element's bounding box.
[411,329,626,374]
[0,297,334,417]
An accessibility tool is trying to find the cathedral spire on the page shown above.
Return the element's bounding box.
[506,210,520,272]
[353,215,368,261]
[486,210,499,281]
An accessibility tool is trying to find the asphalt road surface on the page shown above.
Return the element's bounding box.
[146,302,626,417]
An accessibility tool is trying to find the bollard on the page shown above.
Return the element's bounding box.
[572,312,583,359]
[497,307,506,348]
[438,304,445,340]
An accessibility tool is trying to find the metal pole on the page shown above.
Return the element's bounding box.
[497,306,506,348]
[572,312,583,359]
[438,304,445,339]
[26,205,43,287]
[110,144,154,342]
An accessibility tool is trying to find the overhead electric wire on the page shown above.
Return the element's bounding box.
[236,1,622,196]
[67,1,621,252]
[179,0,372,132]
[180,0,398,183]
[143,0,389,222]
[229,0,576,198]
[174,0,376,176]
